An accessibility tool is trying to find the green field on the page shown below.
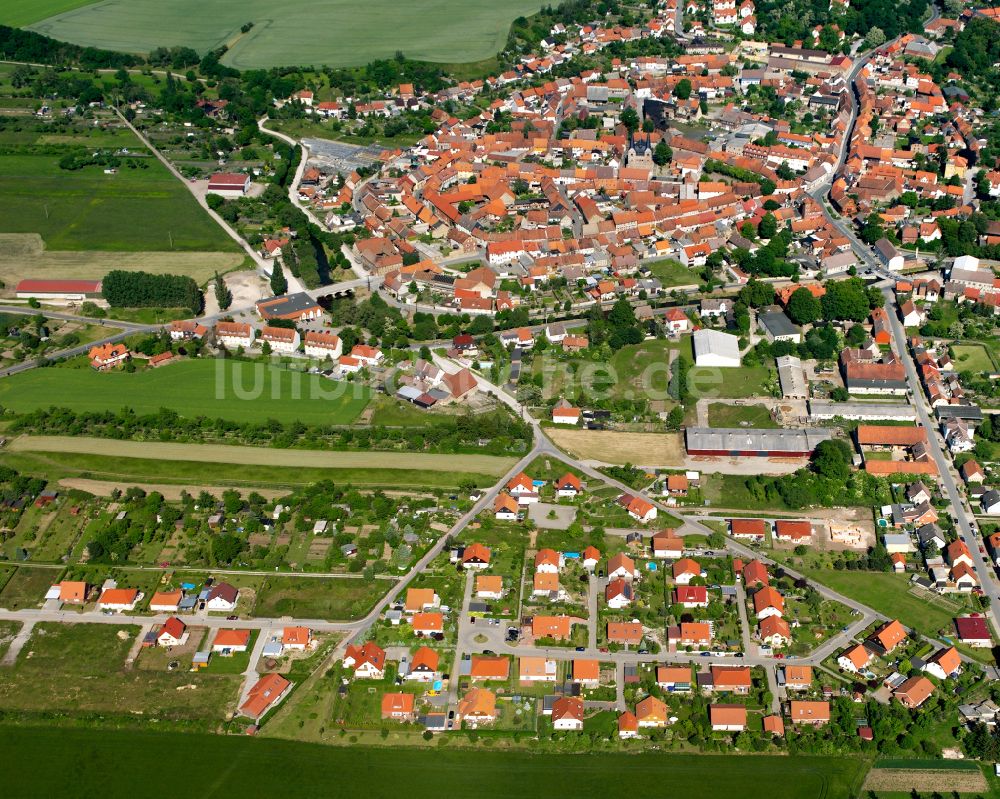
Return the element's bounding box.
[0,360,371,424]
[0,726,869,798]
[0,566,62,610]
[0,0,97,27]
[2,449,499,491]
[707,403,778,428]
[254,575,388,620]
[796,567,958,640]
[0,623,238,724]
[647,258,700,288]
[28,0,544,69]
[0,150,235,252]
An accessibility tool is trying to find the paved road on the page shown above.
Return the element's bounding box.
[881,287,1000,634]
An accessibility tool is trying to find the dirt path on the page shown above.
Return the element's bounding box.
[58,478,286,501]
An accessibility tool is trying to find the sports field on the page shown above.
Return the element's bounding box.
[1,726,869,798]
[27,0,543,69]
[0,360,371,424]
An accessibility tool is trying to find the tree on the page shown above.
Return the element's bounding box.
[864,27,886,49]
[620,106,640,134]
[812,439,853,481]
[270,260,287,295]
[674,78,692,100]
[821,278,870,322]
[213,271,232,311]
[653,140,672,166]
[787,287,821,325]
[739,278,775,308]
[758,212,778,240]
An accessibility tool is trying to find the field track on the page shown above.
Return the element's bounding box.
[10,435,517,476]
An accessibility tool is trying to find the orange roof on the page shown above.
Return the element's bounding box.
[763,715,785,736]
[894,675,934,708]
[411,612,443,633]
[636,695,668,722]
[710,704,747,727]
[458,687,496,719]
[97,587,139,606]
[214,628,251,648]
[928,645,961,677]
[58,581,88,603]
[476,575,503,594]
[532,615,572,638]
[607,621,644,643]
[405,587,437,612]
[711,666,752,688]
[462,543,491,564]
[856,425,927,446]
[470,655,510,680]
[573,659,600,682]
[871,619,907,652]
[657,665,692,684]
[281,626,311,647]
[149,589,182,608]
[790,700,830,723]
[381,692,415,717]
[240,672,290,719]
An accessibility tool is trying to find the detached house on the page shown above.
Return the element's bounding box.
[343,642,386,679]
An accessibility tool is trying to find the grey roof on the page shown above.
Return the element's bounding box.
[685,427,832,453]
[935,404,984,423]
[776,355,807,398]
[257,291,320,317]
[874,238,899,262]
[758,307,800,339]
[808,400,916,421]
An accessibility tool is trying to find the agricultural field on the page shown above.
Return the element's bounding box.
[0,234,245,290]
[545,428,685,467]
[0,360,372,424]
[0,623,239,725]
[0,0,98,27]
[863,759,988,795]
[0,119,236,256]
[27,0,544,69]
[2,449,495,491]
[253,576,389,621]
[0,727,872,798]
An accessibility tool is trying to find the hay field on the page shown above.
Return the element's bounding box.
[28,0,543,69]
[862,762,987,794]
[10,435,518,476]
[546,429,685,467]
[0,234,244,289]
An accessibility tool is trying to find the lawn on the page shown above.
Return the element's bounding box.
[0,566,62,610]
[29,0,544,69]
[795,567,959,640]
[0,726,871,798]
[0,149,236,252]
[0,360,372,424]
[646,258,699,288]
[952,344,996,374]
[688,364,773,400]
[0,0,97,26]
[254,576,388,621]
[707,403,778,428]
[0,623,239,725]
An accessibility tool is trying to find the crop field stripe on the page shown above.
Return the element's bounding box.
[0,726,869,798]
[8,436,516,476]
[0,360,371,425]
[28,0,545,69]
[0,0,99,27]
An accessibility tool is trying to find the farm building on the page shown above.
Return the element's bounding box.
[808,401,916,422]
[256,292,323,322]
[15,279,102,301]
[207,172,251,197]
[776,355,807,399]
[685,427,832,457]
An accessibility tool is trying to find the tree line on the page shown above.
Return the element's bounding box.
[101,270,203,314]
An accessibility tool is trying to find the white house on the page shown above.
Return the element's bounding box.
[875,238,904,271]
[260,326,300,353]
[304,331,343,359]
[205,583,239,612]
[215,322,255,349]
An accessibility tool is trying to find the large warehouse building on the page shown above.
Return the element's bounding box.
[15,279,102,301]
[685,427,833,457]
[692,329,741,367]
